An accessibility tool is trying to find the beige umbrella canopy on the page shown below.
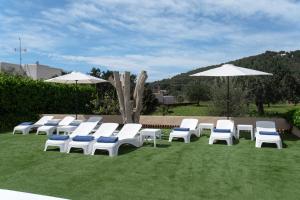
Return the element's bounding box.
[45,72,107,119]
[190,64,272,118]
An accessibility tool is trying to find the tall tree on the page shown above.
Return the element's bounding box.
[109,71,147,123]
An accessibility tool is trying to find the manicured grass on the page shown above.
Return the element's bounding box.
[1,131,300,200]
[151,103,300,116]
[151,103,210,116]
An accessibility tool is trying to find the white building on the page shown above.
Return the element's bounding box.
[0,62,63,80]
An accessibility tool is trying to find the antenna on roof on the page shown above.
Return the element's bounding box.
[14,37,27,68]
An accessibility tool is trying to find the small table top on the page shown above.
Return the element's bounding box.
[140,129,162,138]
[198,123,214,129]
[237,124,253,129]
[140,128,161,132]
[199,123,214,126]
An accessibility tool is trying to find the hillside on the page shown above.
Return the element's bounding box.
[152,50,300,96]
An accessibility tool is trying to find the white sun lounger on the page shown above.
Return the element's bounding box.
[36,116,75,135]
[67,123,119,155]
[255,121,282,149]
[44,121,99,153]
[209,120,235,146]
[168,119,199,143]
[85,116,103,123]
[13,116,54,135]
[91,123,142,157]
[56,116,103,135]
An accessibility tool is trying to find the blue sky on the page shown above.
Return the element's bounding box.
[0,0,300,81]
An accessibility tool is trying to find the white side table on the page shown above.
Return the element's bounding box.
[198,123,214,136]
[237,124,254,140]
[56,126,77,135]
[140,128,162,148]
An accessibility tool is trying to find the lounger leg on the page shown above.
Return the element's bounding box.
[44,144,48,151]
[91,147,96,155]
[13,129,16,135]
[183,135,190,143]
[109,148,117,157]
[83,146,90,155]
[255,140,262,148]
[276,141,282,149]
[66,146,71,153]
[208,137,214,145]
[168,135,173,142]
[227,137,233,146]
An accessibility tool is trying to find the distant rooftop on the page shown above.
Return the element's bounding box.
[0,61,63,80]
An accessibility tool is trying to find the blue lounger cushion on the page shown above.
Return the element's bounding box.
[69,122,80,126]
[19,122,33,126]
[97,136,119,143]
[49,135,70,140]
[173,128,190,131]
[213,128,231,133]
[44,122,59,126]
[259,131,279,136]
[72,135,94,142]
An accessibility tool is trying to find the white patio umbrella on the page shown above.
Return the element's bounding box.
[190,64,272,118]
[45,72,107,119]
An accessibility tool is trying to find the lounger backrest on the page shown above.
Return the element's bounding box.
[86,116,103,123]
[117,123,142,140]
[216,120,234,132]
[180,119,198,130]
[69,122,98,138]
[34,116,54,126]
[93,123,119,138]
[58,116,75,126]
[256,121,276,132]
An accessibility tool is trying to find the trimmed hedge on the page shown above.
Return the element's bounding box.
[292,109,300,129]
[283,109,300,129]
[0,74,94,131]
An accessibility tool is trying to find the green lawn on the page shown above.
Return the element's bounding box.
[151,103,300,116]
[1,131,300,200]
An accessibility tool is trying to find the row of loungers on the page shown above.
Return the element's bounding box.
[13,117,282,157]
[13,116,142,156]
[13,116,102,135]
[168,119,282,149]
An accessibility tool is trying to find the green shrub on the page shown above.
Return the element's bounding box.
[209,79,248,117]
[292,109,300,129]
[0,73,94,131]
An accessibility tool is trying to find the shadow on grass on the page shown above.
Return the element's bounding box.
[212,140,238,146]
[210,137,240,146]
[142,143,171,148]
[260,143,287,149]
[92,144,138,156]
[281,132,299,141]
[45,147,61,152]
[238,132,252,140]
[68,148,85,154]
[167,135,200,143]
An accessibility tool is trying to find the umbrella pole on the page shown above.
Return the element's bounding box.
[75,80,78,120]
[227,76,229,119]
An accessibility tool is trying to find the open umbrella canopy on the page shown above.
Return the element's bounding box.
[45,72,107,119]
[190,64,272,118]
[191,64,272,77]
[45,72,107,84]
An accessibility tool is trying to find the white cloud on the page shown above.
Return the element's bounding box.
[1,0,300,81]
[47,50,234,81]
[201,0,300,22]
